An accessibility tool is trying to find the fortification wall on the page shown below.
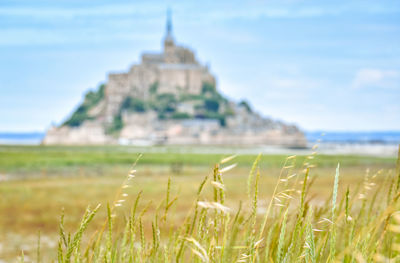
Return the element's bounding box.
[43,122,111,145]
[105,73,129,122]
[158,68,188,94]
[127,65,158,99]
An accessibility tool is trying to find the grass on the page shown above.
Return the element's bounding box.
[0,145,395,173]
[0,145,399,262]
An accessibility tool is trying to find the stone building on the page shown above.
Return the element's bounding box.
[104,12,215,123]
[43,11,307,147]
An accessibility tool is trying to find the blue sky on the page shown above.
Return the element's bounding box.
[0,0,399,132]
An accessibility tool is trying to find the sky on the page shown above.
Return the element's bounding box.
[0,0,399,132]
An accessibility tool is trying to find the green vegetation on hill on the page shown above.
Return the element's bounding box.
[171,112,191,119]
[153,93,177,115]
[239,100,252,112]
[204,98,220,112]
[64,81,236,131]
[149,81,159,94]
[106,113,123,135]
[117,82,233,130]
[121,97,147,113]
[63,84,105,127]
[201,81,216,93]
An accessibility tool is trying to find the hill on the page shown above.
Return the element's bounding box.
[43,13,306,147]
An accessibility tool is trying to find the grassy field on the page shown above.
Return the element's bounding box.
[0,145,395,173]
[0,145,398,262]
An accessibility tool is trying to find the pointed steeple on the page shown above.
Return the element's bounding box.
[164,8,174,45]
[166,8,172,37]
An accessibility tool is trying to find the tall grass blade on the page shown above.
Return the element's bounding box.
[329,163,340,261]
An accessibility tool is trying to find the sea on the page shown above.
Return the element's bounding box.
[0,132,44,145]
[304,131,400,157]
[305,131,400,145]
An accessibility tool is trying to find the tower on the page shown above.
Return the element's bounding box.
[164,9,174,43]
[164,8,176,63]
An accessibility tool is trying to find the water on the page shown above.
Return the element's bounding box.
[0,132,44,145]
[305,131,400,157]
[306,131,400,145]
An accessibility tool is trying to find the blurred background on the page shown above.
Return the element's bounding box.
[1,0,400,135]
[0,0,399,261]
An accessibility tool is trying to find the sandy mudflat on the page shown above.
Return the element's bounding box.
[312,143,399,157]
[256,143,397,157]
[178,143,400,157]
[125,143,399,157]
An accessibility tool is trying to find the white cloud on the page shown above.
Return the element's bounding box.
[352,68,400,90]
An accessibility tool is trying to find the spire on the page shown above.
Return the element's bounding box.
[164,8,174,47]
[166,8,172,37]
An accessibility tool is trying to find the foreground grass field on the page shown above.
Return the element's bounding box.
[0,145,398,262]
[0,145,395,174]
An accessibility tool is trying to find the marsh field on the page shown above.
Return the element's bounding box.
[0,145,399,262]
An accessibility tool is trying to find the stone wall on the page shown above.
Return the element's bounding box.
[102,40,215,123]
[43,122,112,145]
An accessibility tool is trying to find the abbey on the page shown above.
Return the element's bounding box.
[104,13,215,124]
[43,12,306,147]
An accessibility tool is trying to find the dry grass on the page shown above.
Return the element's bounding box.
[0,146,398,262]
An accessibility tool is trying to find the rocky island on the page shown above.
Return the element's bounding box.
[43,13,306,147]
